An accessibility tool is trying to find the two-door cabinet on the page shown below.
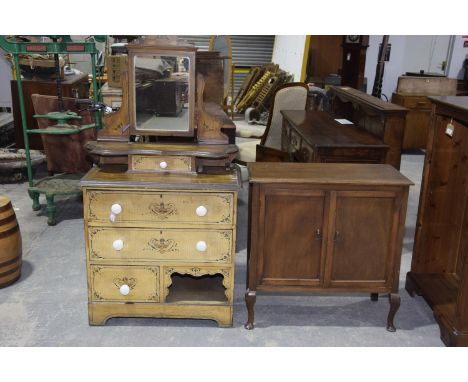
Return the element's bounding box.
[406,96,468,346]
[245,163,412,331]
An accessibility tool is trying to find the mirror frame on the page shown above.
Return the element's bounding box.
[128,44,196,137]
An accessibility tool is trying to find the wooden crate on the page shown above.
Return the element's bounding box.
[396,76,457,95]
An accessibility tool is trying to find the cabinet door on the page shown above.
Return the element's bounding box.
[257,187,327,288]
[325,191,400,289]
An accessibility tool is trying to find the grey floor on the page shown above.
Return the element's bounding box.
[0,152,444,346]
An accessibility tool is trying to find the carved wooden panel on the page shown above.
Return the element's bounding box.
[161,266,233,303]
[86,190,234,225]
[88,227,232,263]
[90,265,159,302]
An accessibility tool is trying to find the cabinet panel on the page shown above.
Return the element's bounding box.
[402,110,431,149]
[415,116,468,273]
[86,190,234,226]
[87,227,232,263]
[327,191,397,288]
[90,265,159,302]
[259,188,326,286]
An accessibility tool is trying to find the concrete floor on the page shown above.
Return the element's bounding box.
[0,152,444,346]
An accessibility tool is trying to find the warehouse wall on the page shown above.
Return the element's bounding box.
[447,35,468,79]
[0,54,13,108]
[272,35,308,81]
[365,35,465,99]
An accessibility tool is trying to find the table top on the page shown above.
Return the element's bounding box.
[248,163,413,186]
[281,110,388,148]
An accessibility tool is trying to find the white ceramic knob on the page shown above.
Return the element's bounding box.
[196,241,207,252]
[119,284,130,296]
[159,161,168,169]
[109,213,116,223]
[196,205,207,217]
[113,239,124,251]
[111,203,122,215]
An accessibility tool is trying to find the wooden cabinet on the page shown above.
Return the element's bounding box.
[82,167,240,327]
[11,73,89,150]
[281,110,388,164]
[405,96,468,346]
[245,163,412,331]
[392,93,432,150]
[328,86,408,169]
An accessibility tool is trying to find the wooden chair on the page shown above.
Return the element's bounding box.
[235,82,309,164]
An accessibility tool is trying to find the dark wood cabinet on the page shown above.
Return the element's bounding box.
[245,163,412,331]
[391,93,432,150]
[406,96,468,346]
[281,110,388,164]
[341,35,369,91]
[11,73,89,149]
[328,86,408,169]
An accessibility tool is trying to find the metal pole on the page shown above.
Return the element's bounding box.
[13,54,33,187]
[90,52,102,130]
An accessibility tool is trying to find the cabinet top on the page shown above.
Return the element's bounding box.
[329,86,408,114]
[248,163,413,186]
[429,96,468,113]
[81,167,241,191]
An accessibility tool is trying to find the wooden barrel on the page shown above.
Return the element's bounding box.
[0,196,22,288]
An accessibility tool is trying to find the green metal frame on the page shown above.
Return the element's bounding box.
[0,35,103,225]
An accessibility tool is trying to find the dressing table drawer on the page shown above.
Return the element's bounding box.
[87,227,233,263]
[85,190,235,226]
[129,155,194,173]
[90,265,159,303]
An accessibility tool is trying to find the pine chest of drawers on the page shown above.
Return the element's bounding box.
[81,167,240,327]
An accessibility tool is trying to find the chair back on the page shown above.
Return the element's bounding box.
[261,83,308,149]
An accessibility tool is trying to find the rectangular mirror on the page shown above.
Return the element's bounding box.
[133,54,192,135]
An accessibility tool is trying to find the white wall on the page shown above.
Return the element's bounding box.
[0,54,13,108]
[272,35,307,81]
[365,35,463,99]
[364,35,406,99]
[447,35,468,79]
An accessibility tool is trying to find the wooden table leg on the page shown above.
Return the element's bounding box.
[244,289,256,330]
[386,293,400,332]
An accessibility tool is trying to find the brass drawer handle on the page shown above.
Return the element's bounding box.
[334,231,341,242]
[315,229,322,240]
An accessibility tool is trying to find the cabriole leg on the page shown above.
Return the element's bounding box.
[386,293,401,332]
[244,289,256,330]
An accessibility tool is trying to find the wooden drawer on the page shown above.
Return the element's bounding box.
[298,144,314,162]
[90,265,159,302]
[290,129,301,151]
[395,95,432,110]
[85,190,234,226]
[129,155,193,173]
[88,227,233,263]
